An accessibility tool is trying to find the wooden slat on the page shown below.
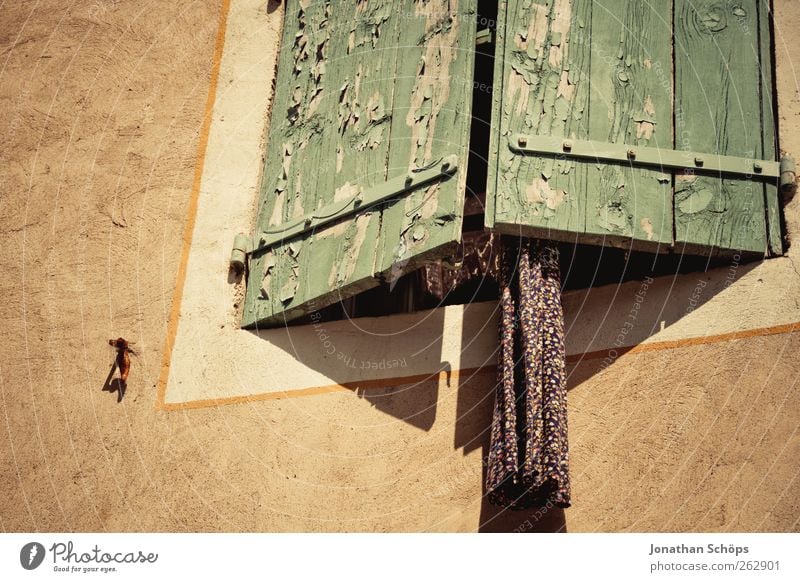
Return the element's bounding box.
[583,0,673,251]
[243,1,476,328]
[758,0,782,256]
[377,0,477,282]
[244,0,332,326]
[674,0,767,255]
[484,0,509,231]
[301,0,397,310]
[488,0,593,242]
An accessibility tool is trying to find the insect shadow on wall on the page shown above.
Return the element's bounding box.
[103,338,135,403]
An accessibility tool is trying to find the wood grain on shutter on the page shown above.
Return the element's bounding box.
[583,0,673,250]
[243,0,476,328]
[674,0,767,255]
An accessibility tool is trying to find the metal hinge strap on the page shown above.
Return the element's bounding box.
[230,155,458,270]
[509,134,792,183]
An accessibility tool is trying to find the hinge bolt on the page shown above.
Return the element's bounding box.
[230,233,250,272]
[627,149,636,159]
[753,162,763,173]
[780,154,796,194]
[517,135,528,148]
[562,140,573,152]
[694,156,704,167]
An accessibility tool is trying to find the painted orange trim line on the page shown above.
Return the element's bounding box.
[567,321,800,364]
[155,0,232,411]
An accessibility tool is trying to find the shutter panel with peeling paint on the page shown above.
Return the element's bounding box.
[487,0,782,257]
[241,0,477,328]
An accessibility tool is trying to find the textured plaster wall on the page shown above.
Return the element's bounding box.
[0,0,797,532]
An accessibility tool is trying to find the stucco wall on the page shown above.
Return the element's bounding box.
[0,0,798,532]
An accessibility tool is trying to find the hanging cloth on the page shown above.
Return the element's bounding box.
[485,238,571,509]
[420,230,499,300]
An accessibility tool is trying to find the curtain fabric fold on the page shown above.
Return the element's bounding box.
[485,238,571,509]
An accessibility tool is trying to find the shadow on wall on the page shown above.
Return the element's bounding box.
[250,306,449,431]
[346,381,439,432]
[101,369,126,403]
[266,0,282,15]
[240,246,767,530]
[561,259,763,358]
[453,366,567,532]
[478,501,567,533]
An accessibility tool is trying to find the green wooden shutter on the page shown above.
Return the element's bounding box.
[487,0,782,257]
[241,0,477,328]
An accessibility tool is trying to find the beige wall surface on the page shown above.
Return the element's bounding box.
[0,0,798,532]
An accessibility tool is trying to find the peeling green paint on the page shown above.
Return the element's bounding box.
[488,0,590,239]
[242,1,477,328]
[488,0,781,256]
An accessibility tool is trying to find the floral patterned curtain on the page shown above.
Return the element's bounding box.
[484,238,571,509]
[422,236,571,509]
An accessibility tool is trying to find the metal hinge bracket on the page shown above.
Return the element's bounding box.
[510,134,795,190]
[230,155,458,270]
[476,28,494,46]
